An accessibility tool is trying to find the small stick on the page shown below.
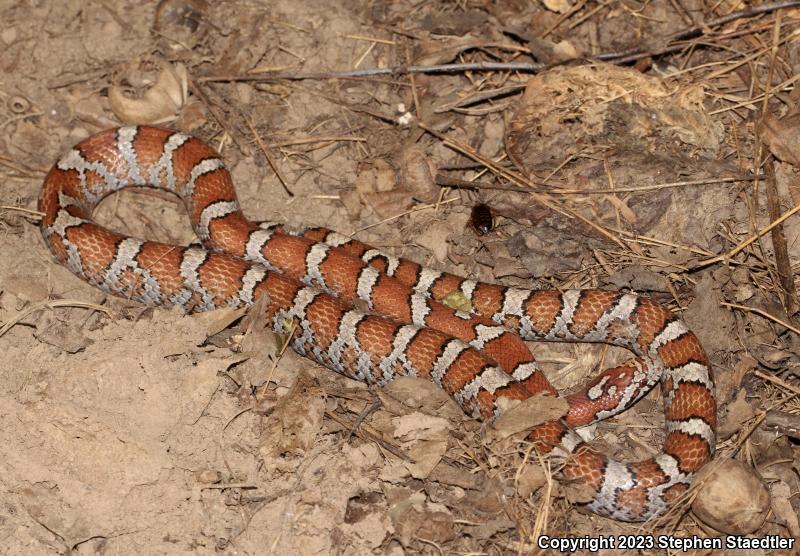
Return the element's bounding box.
[420,123,628,250]
[763,409,800,439]
[198,61,546,83]
[755,369,800,396]
[0,205,44,218]
[697,201,800,267]
[0,299,114,338]
[0,153,46,175]
[244,115,294,197]
[351,197,459,235]
[188,78,247,153]
[402,41,422,121]
[324,409,412,462]
[671,0,800,42]
[762,154,797,312]
[346,399,382,442]
[722,302,800,336]
[434,173,764,195]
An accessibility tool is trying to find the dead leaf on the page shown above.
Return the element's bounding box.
[562,477,596,504]
[240,292,277,356]
[391,412,450,479]
[376,377,463,422]
[35,312,92,353]
[404,439,448,479]
[769,481,800,537]
[392,506,455,547]
[684,273,738,354]
[428,462,481,489]
[260,371,325,458]
[391,412,450,441]
[759,112,800,167]
[400,145,437,203]
[413,221,453,264]
[489,395,569,440]
[516,464,547,498]
[191,306,247,339]
[718,389,756,440]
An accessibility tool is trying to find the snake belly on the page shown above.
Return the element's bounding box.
[38,126,716,522]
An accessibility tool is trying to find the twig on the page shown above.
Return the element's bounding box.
[722,302,800,336]
[346,400,382,442]
[198,62,546,83]
[763,409,800,439]
[197,0,800,90]
[324,409,412,462]
[597,0,800,62]
[196,1,800,86]
[0,299,113,338]
[188,78,247,152]
[0,154,47,175]
[269,135,366,148]
[420,123,626,250]
[434,173,765,195]
[351,197,459,235]
[759,11,797,313]
[761,154,797,313]
[243,115,294,197]
[0,205,44,218]
[541,0,588,38]
[754,369,800,396]
[434,84,526,113]
[697,201,800,267]
[404,40,421,121]
[671,0,800,42]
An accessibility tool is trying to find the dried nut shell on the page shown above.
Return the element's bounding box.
[692,459,770,534]
[109,62,188,125]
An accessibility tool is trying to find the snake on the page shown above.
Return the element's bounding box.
[38,126,716,522]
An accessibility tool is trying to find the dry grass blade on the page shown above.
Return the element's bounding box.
[0,205,44,218]
[697,202,800,267]
[0,299,113,338]
[351,197,458,235]
[419,122,628,249]
[755,370,800,396]
[244,115,294,197]
[435,174,764,195]
[761,154,797,312]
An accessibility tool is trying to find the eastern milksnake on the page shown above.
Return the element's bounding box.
[39,126,716,522]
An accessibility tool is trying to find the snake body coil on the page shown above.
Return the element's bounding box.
[39,126,716,521]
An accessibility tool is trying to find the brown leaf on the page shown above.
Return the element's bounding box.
[259,371,325,458]
[717,389,756,440]
[488,394,569,440]
[769,481,800,537]
[191,306,247,339]
[759,112,800,167]
[376,377,463,422]
[516,464,547,498]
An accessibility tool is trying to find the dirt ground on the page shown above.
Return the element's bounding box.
[2,0,800,554]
